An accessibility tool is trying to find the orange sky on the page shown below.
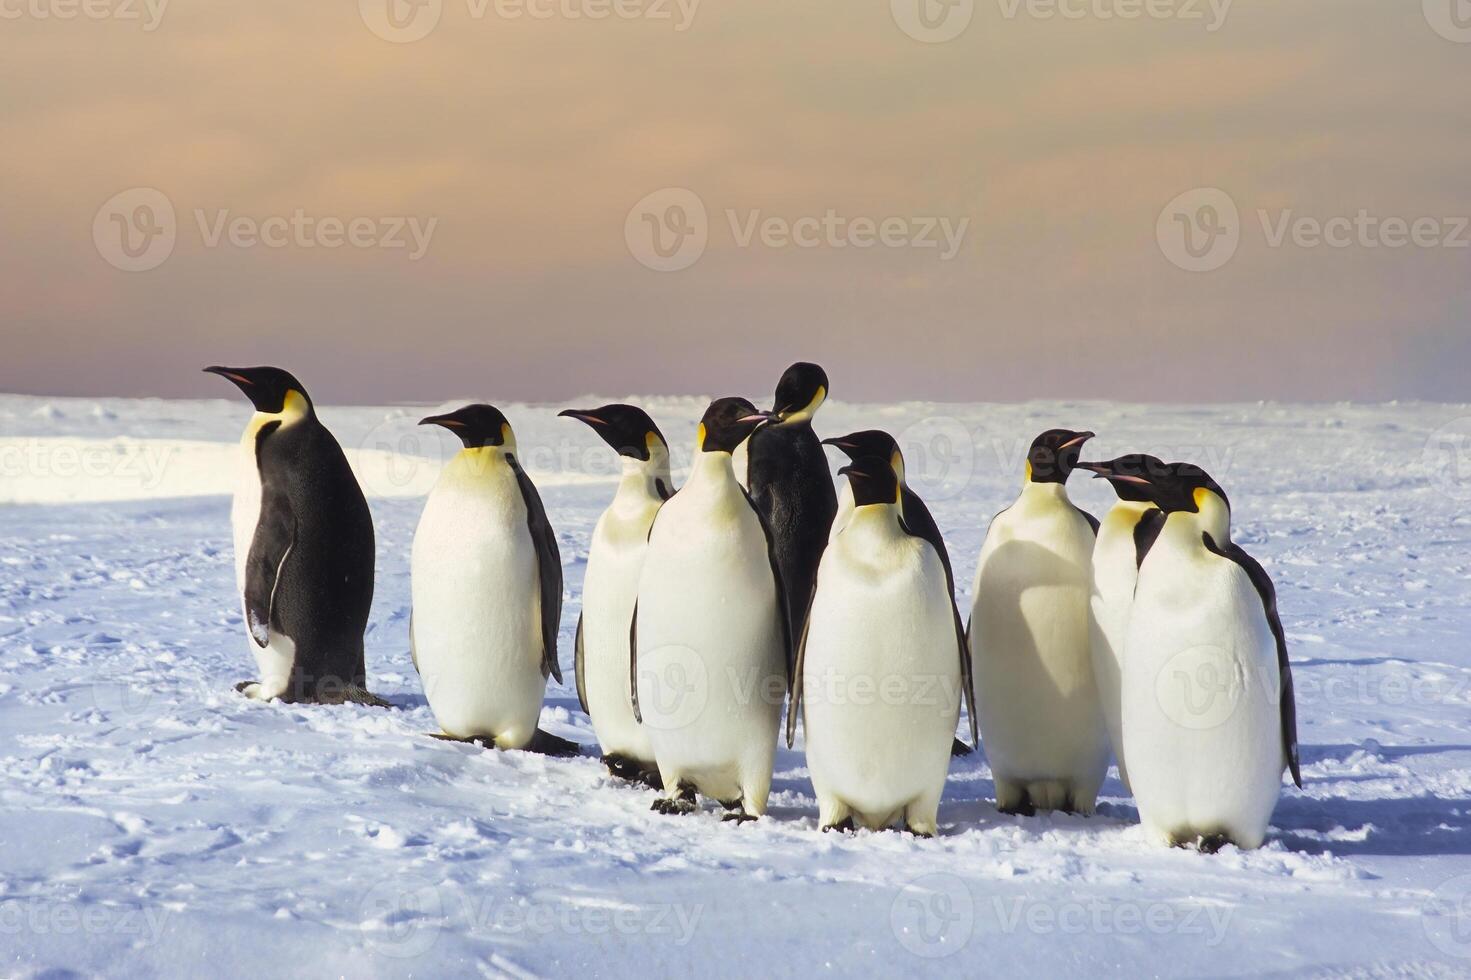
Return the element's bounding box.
[2,0,1468,403]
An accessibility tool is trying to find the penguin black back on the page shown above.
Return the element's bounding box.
[745,363,838,648]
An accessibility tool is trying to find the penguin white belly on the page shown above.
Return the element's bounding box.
[411,465,546,746]
[802,538,958,833]
[635,488,784,811]
[1088,503,1151,793]
[582,510,657,762]
[828,481,855,543]
[1123,551,1285,849]
[971,501,1109,813]
[230,416,296,699]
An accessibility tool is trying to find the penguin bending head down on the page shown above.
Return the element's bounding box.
[1120,462,1301,851]
[560,404,672,787]
[822,428,977,756]
[789,455,972,836]
[742,362,839,659]
[204,365,386,706]
[632,397,790,822]
[969,428,1109,815]
[411,405,577,756]
[1074,453,1167,795]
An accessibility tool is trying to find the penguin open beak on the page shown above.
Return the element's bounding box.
[1059,431,1096,451]
[558,408,607,427]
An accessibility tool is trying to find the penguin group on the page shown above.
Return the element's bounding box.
[206,362,1301,851]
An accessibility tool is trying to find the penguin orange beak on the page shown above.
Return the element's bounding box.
[738,410,779,426]
[1059,431,1096,451]
[203,365,254,388]
[419,413,465,429]
[820,437,857,450]
[558,409,607,427]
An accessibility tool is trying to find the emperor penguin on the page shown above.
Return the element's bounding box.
[559,404,673,787]
[203,366,384,706]
[822,428,976,757]
[969,428,1108,815]
[412,405,576,755]
[1121,463,1302,851]
[1074,453,1167,794]
[742,362,839,653]
[632,397,790,822]
[787,455,976,836]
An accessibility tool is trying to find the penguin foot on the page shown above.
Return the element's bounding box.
[1197,833,1234,855]
[950,738,974,758]
[235,680,264,699]
[904,824,935,839]
[821,818,855,834]
[603,754,664,790]
[652,783,698,815]
[524,729,581,757]
[721,811,758,825]
[341,685,392,709]
[996,791,1036,818]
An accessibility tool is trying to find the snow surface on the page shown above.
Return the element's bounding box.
[4,392,1471,978]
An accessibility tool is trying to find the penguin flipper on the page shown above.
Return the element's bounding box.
[1073,503,1101,536]
[1134,508,1166,569]
[900,504,979,752]
[574,611,589,715]
[243,484,296,649]
[628,600,641,724]
[952,600,980,750]
[740,486,795,689]
[785,580,818,749]
[1204,534,1303,789]
[509,457,564,685]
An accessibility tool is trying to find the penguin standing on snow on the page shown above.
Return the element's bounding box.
[1122,463,1302,851]
[787,455,976,836]
[411,405,576,755]
[1075,453,1167,794]
[969,428,1108,815]
[822,428,976,756]
[560,404,673,786]
[204,365,384,705]
[633,398,789,822]
[743,362,838,651]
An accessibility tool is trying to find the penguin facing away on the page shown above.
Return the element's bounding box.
[821,428,977,756]
[560,404,673,788]
[632,397,790,822]
[1074,453,1168,795]
[204,366,385,706]
[743,362,839,659]
[1121,463,1301,851]
[788,455,972,836]
[969,428,1108,815]
[412,405,576,755]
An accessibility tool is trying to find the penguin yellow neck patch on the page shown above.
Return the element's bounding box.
[696,423,707,451]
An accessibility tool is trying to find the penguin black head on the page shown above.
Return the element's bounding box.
[1026,429,1095,484]
[1131,461,1231,515]
[838,455,902,509]
[771,362,829,426]
[203,365,312,416]
[822,429,904,482]
[420,404,515,451]
[698,397,773,454]
[558,404,668,461]
[1076,453,1168,503]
